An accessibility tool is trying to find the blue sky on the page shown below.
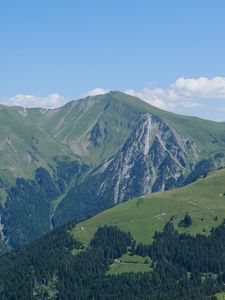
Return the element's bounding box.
[1,0,225,120]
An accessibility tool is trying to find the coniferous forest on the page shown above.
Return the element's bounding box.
[1,1,225,299]
[1,218,225,299]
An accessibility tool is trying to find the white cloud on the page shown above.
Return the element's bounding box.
[85,88,110,97]
[125,77,225,113]
[171,76,225,98]
[1,88,111,109]
[125,88,172,110]
[1,93,67,109]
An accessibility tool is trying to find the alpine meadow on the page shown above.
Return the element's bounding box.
[1,1,225,299]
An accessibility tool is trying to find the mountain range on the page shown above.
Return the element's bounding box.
[1,91,225,250]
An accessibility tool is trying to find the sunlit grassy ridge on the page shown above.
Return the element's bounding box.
[72,168,225,245]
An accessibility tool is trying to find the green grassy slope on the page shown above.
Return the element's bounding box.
[27,92,225,164]
[1,91,225,181]
[0,105,73,182]
[27,93,143,165]
[107,253,151,275]
[72,167,225,244]
[216,292,225,300]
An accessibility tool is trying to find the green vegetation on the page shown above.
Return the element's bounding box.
[216,292,225,299]
[2,92,225,297]
[26,92,143,166]
[178,213,192,227]
[1,91,225,182]
[101,92,225,160]
[71,248,86,255]
[107,253,151,275]
[1,160,87,250]
[2,91,225,250]
[0,105,72,182]
[2,220,225,299]
[118,92,225,158]
[72,167,225,244]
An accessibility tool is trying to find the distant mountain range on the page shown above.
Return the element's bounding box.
[1,91,225,250]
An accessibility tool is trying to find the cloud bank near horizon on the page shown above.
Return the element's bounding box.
[125,77,225,111]
[0,88,110,109]
[1,93,67,109]
[125,77,225,121]
[1,77,225,120]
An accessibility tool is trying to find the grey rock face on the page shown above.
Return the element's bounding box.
[88,113,193,203]
[54,113,215,226]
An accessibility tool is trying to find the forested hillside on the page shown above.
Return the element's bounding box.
[1,218,225,299]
